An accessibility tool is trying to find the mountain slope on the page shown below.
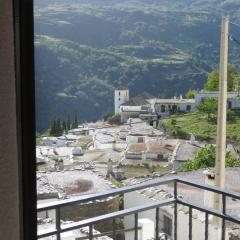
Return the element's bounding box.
[34,0,240,131]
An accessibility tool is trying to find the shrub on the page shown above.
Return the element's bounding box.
[108,114,121,125]
[181,145,238,171]
[172,126,188,139]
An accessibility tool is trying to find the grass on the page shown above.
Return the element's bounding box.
[160,112,240,142]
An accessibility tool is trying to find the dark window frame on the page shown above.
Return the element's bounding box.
[13,0,37,239]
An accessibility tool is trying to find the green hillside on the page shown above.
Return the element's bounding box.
[160,112,240,142]
[34,0,240,131]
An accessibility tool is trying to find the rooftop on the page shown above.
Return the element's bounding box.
[37,170,113,200]
[149,98,195,104]
[175,143,200,161]
[115,86,129,91]
[123,168,240,217]
[121,91,154,106]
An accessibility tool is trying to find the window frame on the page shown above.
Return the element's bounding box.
[13,0,37,239]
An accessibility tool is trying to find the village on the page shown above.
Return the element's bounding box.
[37,87,240,240]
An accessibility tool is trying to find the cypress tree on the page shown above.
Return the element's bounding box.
[73,111,78,129]
[67,116,71,131]
[62,120,67,133]
[50,119,57,136]
[56,118,62,136]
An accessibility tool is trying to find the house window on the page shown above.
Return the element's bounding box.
[119,91,121,96]
[163,215,172,236]
[138,137,144,143]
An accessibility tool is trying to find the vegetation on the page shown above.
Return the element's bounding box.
[197,97,218,122]
[50,118,64,137]
[36,132,42,145]
[203,64,240,91]
[50,156,63,163]
[49,112,80,136]
[185,89,197,99]
[111,177,124,188]
[181,145,240,171]
[103,111,114,122]
[34,1,240,132]
[108,114,121,125]
[160,111,240,142]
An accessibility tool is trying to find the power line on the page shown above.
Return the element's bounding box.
[229,21,240,29]
[229,34,240,46]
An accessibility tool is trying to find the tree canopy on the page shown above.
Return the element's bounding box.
[197,97,218,121]
[203,64,240,91]
[185,89,196,99]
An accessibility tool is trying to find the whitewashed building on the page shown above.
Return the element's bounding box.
[148,97,195,116]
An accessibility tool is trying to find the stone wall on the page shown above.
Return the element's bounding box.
[61,197,119,232]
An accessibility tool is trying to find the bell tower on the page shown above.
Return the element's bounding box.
[114,87,129,114]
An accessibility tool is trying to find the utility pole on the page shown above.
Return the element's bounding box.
[213,17,229,224]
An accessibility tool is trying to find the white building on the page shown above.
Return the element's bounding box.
[195,91,240,109]
[117,90,195,122]
[119,91,154,122]
[114,87,129,114]
[148,97,195,116]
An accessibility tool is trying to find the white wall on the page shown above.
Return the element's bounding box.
[124,191,236,240]
[121,106,142,112]
[114,89,129,114]
[126,135,146,144]
[195,92,239,106]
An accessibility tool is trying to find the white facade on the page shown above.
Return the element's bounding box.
[114,88,129,114]
[120,105,142,113]
[195,91,240,109]
[148,98,195,116]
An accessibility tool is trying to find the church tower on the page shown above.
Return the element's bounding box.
[114,87,129,114]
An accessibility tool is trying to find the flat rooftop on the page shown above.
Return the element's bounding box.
[37,170,113,200]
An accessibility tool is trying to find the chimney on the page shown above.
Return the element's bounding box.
[203,169,215,209]
[179,94,183,100]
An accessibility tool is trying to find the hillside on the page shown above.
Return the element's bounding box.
[34,0,240,131]
[160,112,240,143]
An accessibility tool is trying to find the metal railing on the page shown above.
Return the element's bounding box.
[37,176,240,240]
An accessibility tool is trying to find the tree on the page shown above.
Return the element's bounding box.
[108,114,121,125]
[185,89,196,99]
[62,120,67,133]
[103,111,114,122]
[50,119,57,136]
[67,116,71,131]
[159,92,166,98]
[197,97,218,121]
[56,118,63,136]
[73,111,79,129]
[204,64,240,91]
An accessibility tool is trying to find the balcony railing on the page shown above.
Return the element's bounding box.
[37,176,240,240]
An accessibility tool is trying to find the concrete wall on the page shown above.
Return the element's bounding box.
[0,1,21,239]
[38,198,119,233]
